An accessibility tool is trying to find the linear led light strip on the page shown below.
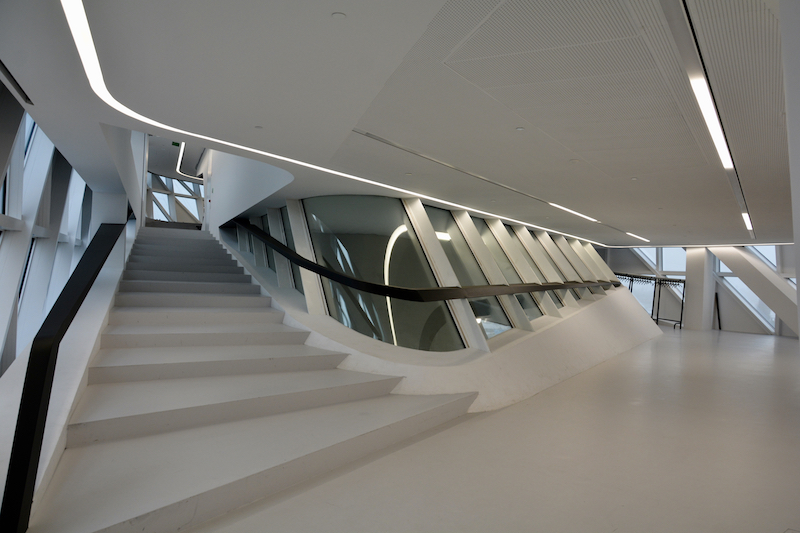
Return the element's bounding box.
[60,0,615,247]
[658,0,754,238]
[175,142,202,181]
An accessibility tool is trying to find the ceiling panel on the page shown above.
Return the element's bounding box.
[447,0,638,62]
[685,0,790,241]
[445,37,656,87]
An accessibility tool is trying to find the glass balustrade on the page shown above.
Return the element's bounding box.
[425,206,512,339]
[304,196,464,351]
[471,217,543,321]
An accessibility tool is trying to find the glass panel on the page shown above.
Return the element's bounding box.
[424,206,512,339]
[751,246,776,267]
[503,225,564,308]
[152,192,171,219]
[261,215,275,271]
[662,247,686,272]
[304,196,464,351]
[178,180,196,196]
[198,184,204,197]
[636,247,657,266]
[718,259,732,273]
[471,217,542,320]
[725,277,775,325]
[280,207,304,294]
[175,196,200,220]
[153,202,169,221]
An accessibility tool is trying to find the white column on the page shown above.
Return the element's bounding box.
[684,247,715,330]
[285,199,327,316]
[780,0,800,336]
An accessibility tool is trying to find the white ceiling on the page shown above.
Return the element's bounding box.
[0,0,790,246]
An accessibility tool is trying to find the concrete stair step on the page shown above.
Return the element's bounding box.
[136,227,214,240]
[108,306,283,327]
[128,255,237,267]
[68,370,403,446]
[122,270,252,283]
[114,292,269,308]
[132,239,224,250]
[89,345,349,384]
[101,322,309,348]
[118,280,261,295]
[30,393,477,533]
[124,262,244,274]
[129,247,231,260]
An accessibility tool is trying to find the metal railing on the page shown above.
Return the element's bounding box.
[615,272,685,328]
[0,223,125,533]
[229,218,620,303]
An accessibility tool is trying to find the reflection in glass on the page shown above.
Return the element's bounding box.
[503,225,564,308]
[425,206,512,339]
[471,217,542,321]
[280,207,304,294]
[304,196,464,351]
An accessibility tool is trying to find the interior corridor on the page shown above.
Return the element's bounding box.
[192,327,800,533]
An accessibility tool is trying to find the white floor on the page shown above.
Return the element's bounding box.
[192,327,800,533]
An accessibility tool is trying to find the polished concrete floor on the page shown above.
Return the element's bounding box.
[194,328,800,533]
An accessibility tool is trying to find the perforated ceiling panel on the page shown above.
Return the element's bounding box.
[339,0,792,244]
[447,0,638,62]
[685,0,789,239]
[401,0,502,64]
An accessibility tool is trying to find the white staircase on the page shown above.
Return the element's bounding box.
[28,226,476,533]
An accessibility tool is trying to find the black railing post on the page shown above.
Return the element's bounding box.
[0,223,124,533]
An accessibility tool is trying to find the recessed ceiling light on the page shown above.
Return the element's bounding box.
[569,159,579,164]
[741,212,753,231]
[405,172,412,176]
[331,12,346,19]
[631,177,638,181]
[626,232,650,243]
[549,203,597,222]
[254,126,263,129]
[516,127,525,131]
[690,77,733,169]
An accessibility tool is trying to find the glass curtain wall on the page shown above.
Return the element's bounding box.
[424,206,512,339]
[304,196,464,351]
[502,225,564,308]
[471,217,543,321]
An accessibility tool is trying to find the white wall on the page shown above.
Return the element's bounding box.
[197,150,294,237]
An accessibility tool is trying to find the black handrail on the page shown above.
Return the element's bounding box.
[228,218,620,302]
[0,223,125,533]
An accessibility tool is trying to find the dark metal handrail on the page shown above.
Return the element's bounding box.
[229,218,620,303]
[0,223,125,533]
